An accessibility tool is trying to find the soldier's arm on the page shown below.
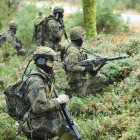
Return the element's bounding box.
[48,20,63,39]
[64,52,85,72]
[27,76,60,114]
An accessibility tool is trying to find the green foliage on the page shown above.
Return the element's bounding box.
[96,0,128,33]
[65,12,84,32]
[15,4,39,49]
[0,0,17,29]
[120,37,140,56]
[0,113,26,140]
[68,97,84,115]
[65,0,128,34]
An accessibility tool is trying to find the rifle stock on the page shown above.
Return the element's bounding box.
[53,86,81,140]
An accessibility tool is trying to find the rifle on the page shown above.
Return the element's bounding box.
[59,18,70,44]
[53,86,82,140]
[77,56,129,76]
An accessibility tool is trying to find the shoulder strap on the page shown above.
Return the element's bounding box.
[45,15,55,31]
[62,45,71,59]
[29,73,48,83]
[29,73,54,91]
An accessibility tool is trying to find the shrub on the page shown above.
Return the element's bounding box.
[0,113,26,140]
[64,11,84,32]
[96,0,127,33]
[68,96,84,115]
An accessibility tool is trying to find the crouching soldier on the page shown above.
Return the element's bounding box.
[19,47,76,140]
[63,26,108,97]
[6,20,26,55]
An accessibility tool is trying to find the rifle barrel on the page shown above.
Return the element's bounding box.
[102,56,129,61]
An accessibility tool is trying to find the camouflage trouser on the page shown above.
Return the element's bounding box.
[19,116,76,140]
[67,73,108,97]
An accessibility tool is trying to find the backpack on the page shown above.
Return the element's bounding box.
[3,60,33,121]
[4,79,30,121]
[44,15,56,38]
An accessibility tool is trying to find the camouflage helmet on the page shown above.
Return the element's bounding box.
[70,26,85,40]
[33,47,58,61]
[9,20,18,28]
[53,6,64,14]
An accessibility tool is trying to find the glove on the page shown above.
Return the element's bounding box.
[84,65,93,72]
[85,65,98,76]
[89,70,98,76]
[57,94,69,104]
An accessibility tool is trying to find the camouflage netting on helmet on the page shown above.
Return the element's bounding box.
[9,20,18,28]
[53,6,64,13]
[70,26,85,40]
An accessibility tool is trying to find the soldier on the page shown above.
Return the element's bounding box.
[6,20,25,55]
[63,26,108,97]
[33,11,45,46]
[44,6,64,52]
[19,47,76,140]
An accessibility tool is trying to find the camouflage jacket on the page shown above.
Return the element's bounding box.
[44,15,63,51]
[64,43,88,81]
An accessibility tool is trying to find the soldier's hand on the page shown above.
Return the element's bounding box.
[57,94,69,104]
[84,65,93,72]
[85,65,98,76]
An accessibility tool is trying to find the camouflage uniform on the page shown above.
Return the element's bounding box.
[34,12,45,46]
[64,27,108,97]
[44,6,64,52]
[19,47,76,140]
[6,20,25,55]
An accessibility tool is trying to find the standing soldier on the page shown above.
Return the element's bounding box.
[6,20,25,55]
[63,26,108,97]
[44,6,65,52]
[19,47,76,140]
[33,11,45,46]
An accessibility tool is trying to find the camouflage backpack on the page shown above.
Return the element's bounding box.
[4,78,30,121]
[44,15,56,38]
[3,62,32,121]
[4,71,48,121]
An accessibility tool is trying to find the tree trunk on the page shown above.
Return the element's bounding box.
[82,0,97,37]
